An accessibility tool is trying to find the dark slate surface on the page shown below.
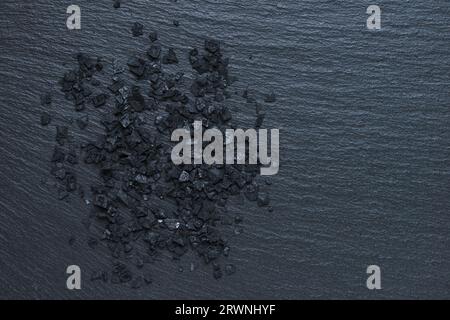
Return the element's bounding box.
[0,0,449,299]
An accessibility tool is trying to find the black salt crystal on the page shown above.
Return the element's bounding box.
[147,44,161,60]
[40,92,52,105]
[76,115,89,129]
[56,126,68,145]
[44,37,274,285]
[120,113,131,128]
[244,184,258,201]
[208,168,224,184]
[213,268,223,279]
[255,113,265,128]
[68,236,76,246]
[149,31,158,42]
[90,270,104,281]
[108,79,124,94]
[153,209,166,219]
[40,112,51,126]
[165,219,180,231]
[265,92,277,103]
[127,57,146,77]
[113,262,133,283]
[225,264,236,275]
[134,255,144,269]
[178,170,190,182]
[257,193,270,207]
[129,86,145,112]
[131,22,143,37]
[66,149,78,164]
[54,167,66,180]
[74,102,85,112]
[92,94,108,107]
[94,194,109,209]
[65,172,77,191]
[205,39,220,53]
[162,48,178,64]
[58,188,69,200]
[51,146,65,162]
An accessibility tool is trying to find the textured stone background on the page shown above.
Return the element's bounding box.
[0,0,449,299]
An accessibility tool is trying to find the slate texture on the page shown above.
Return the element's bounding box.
[0,0,449,299]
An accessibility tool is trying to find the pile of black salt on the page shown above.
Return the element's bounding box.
[42,33,273,287]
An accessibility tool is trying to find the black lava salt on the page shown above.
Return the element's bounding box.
[131,22,144,37]
[40,112,51,126]
[149,31,158,42]
[44,31,274,286]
